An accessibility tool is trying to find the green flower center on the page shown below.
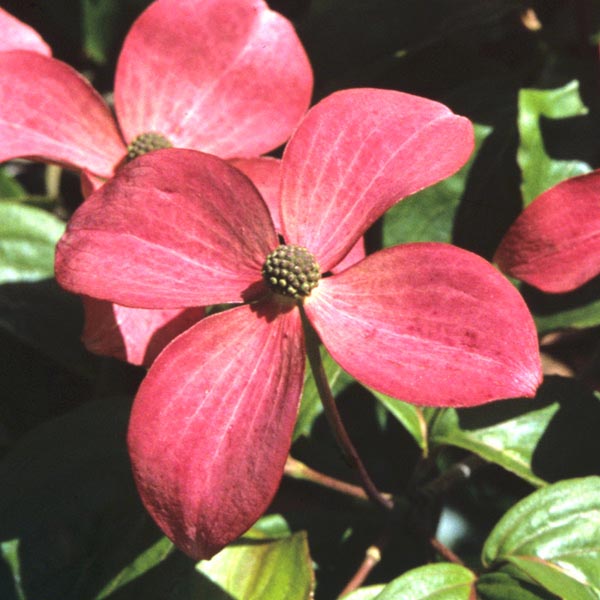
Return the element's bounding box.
[126,132,173,161]
[262,244,320,299]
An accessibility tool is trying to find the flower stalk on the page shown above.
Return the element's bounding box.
[299,304,395,512]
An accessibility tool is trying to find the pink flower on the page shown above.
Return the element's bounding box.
[0,7,50,55]
[495,170,600,293]
[0,0,312,365]
[56,89,542,559]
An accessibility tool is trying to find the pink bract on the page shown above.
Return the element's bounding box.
[0,7,50,55]
[0,0,312,173]
[0,0,312,365]
[495,170,600,293]
[56,88,542,559]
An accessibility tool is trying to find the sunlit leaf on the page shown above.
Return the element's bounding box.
[482,477,600,600]
[374,563,475,599]
[196,531,314,600]
[518,81,591,206]
[0,202,64,283]
[343,585,386,599]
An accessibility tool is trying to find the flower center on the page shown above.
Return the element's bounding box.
[262,244,320,299]
[126,132,173,161]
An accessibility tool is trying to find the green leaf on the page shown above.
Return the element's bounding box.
[81,0,152,65]
[1,539,25,600]
[0,168,26,200]
[382,123,492,247]
[95,538,175,600]
[483,477,600,600]
[371,390,428,454]
[293,345,353,441]
[429,377,600,486]
[82,0,119,64]
[518,81,591,206]
[0,202,65,283]
[374,563,476,600]
[243,514,292,540]
[342,585,385,600]
[196,531,314,600]
[477,572,558,600]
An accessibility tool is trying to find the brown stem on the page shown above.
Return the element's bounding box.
[299,305,394,511]
[420,454,485,497]
[285,456,395,504]
[429,536,465,566]
[338,533,390,598]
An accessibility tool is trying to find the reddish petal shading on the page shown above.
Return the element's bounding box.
[494,171,600,293]
[230,157,282,231]
[0,52,125,177]
[56,149,278,308]
[305,244,542,407]
[80,170,106,197]
[115,0,312,158]
[333,237,366,274]
[82,297,204,367]
[280,89,474,271]
[0,8,51,55]
[128,302,305,559]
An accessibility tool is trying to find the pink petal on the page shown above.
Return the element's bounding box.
[80,171,106,197]
[56,149,278,308]
[128,302,305,559]
[82,297,204,367]
[115,0,312,158]
[230,157,282,231]
[0,8,51,55]
[305,243,542,407]
[0,52,125,177]
[494,170,600,293]
[280,89,474,272]
[333,237,366,274]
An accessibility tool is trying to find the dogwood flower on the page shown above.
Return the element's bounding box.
[0,0,312,365]
[56,89,542,559]
[495,170,600,293]
[0,7,50,55]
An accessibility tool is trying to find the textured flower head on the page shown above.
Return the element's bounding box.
[495,170,600,293]
[56,89,542,559]
[0,0,312,365]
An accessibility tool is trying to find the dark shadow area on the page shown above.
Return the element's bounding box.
[456,376,600,482]
[522,274,600,318]
[284,383,425,598]
[0,279,94,441]
[0,396,167,600]
[452,121,522,259]
[541,113,600,168]
[531,377,600,481]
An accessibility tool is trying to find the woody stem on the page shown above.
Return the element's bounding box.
[299,304,394,512]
